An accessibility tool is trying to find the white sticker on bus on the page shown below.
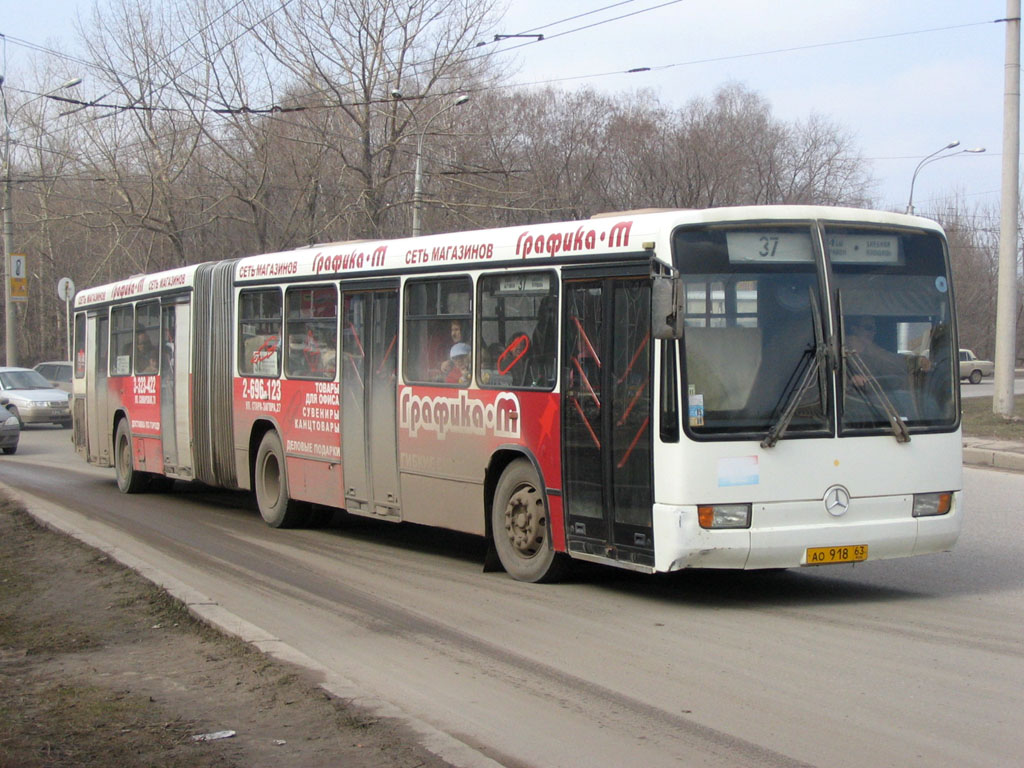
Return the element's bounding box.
[717,456,760,487]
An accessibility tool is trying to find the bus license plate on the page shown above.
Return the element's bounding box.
[806,545,868,565]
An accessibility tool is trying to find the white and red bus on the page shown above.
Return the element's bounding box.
[72,206,963,581]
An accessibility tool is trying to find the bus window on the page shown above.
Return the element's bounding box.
[238,289,282,377]
[110,305,134,376]
[285,286,338,380]
[403,278,472,385]
[477,272,558,389]
[135,301,161,375]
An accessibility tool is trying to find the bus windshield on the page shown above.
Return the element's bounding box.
[674,222,958,439]
[828,226,957,433]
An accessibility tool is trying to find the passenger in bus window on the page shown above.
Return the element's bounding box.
[445,342,471,385]
[136,331,158,373]
[438,320,469,378]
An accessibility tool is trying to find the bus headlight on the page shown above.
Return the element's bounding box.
[912,492,953,517]
[698,504,751,529]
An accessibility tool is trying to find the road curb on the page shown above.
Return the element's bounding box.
[963,447,1024,473]
[3,484,504,768]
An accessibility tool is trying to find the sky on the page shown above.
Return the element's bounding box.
[0,0,1012,223]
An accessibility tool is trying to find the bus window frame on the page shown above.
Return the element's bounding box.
[238,288,283,379]
[402,276,473,387]
[284,284,339,381]
[134,300,161,375]
[476,270,559,391]
[109,305,134,377]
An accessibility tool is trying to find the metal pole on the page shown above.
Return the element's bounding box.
[994,0,1020,417]
[412,131,424,238]
[2,154,15,367]
[906,141,958,214]
[1,67,14,366]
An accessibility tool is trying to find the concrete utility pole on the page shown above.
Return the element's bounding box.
[1,71,82,367]
[994,0,1021,418]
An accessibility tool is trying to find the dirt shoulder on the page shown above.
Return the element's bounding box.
[0,494,451,768]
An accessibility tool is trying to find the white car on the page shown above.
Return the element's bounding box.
[33,360,73,393]
[0,367,72,428]
[959,349,994,385]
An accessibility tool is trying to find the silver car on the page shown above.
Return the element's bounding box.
[0,367,72,428]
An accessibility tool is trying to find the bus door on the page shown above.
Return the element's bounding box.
[562,275,654,568]
[341,286,400,519]
[86,311,111,466]
[160,299,192,477]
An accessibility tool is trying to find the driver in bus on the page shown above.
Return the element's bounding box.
[846,316,929,388]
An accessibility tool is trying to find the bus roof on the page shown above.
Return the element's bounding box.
[74,206,944,307]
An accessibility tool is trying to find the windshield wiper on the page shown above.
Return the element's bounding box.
[843,347,910,443]
[761,289,828,449]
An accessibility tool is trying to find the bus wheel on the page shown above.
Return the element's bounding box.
[115,420,146,494]
[254,431,308,528]
[492,459,566,583]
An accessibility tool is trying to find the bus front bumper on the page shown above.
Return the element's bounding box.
[652,493,963,572]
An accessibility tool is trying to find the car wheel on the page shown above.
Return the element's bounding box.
[2,446,16,455]
[969,369,983,385]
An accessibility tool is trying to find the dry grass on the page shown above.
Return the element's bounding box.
[961,396,1024,440]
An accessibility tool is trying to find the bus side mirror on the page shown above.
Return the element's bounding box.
[652,273,683,340]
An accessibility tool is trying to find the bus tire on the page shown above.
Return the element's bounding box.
[254,431,307,528]
[491,459,566,583]
[115,420,146,494]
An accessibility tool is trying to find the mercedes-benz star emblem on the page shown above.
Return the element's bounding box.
[824,485,851,517]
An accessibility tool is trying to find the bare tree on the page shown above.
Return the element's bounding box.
[242,0,502,238]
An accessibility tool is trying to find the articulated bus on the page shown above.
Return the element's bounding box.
[72,206,963,582]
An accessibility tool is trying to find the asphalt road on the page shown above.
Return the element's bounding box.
[2,427,1022,768]
[959,375,1024,398]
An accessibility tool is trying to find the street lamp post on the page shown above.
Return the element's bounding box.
[905,140,986,214]
[391,91,470,237]
[1,76,82,366]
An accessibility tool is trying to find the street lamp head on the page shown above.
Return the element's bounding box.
[454,94,470,107]
[60,78,83,89]
[945,140,960,150]
[964,147,986,154]
[390,89,403,100]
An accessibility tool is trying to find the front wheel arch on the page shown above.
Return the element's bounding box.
[490,457,567,583]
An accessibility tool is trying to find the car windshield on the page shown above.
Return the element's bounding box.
[0,370,53,390]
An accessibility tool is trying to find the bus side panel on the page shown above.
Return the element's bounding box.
[232,377,345,508]
[278,378,343,508]
[397,386,562,539]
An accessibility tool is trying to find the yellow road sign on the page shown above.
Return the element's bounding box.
[10,253,27,301]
